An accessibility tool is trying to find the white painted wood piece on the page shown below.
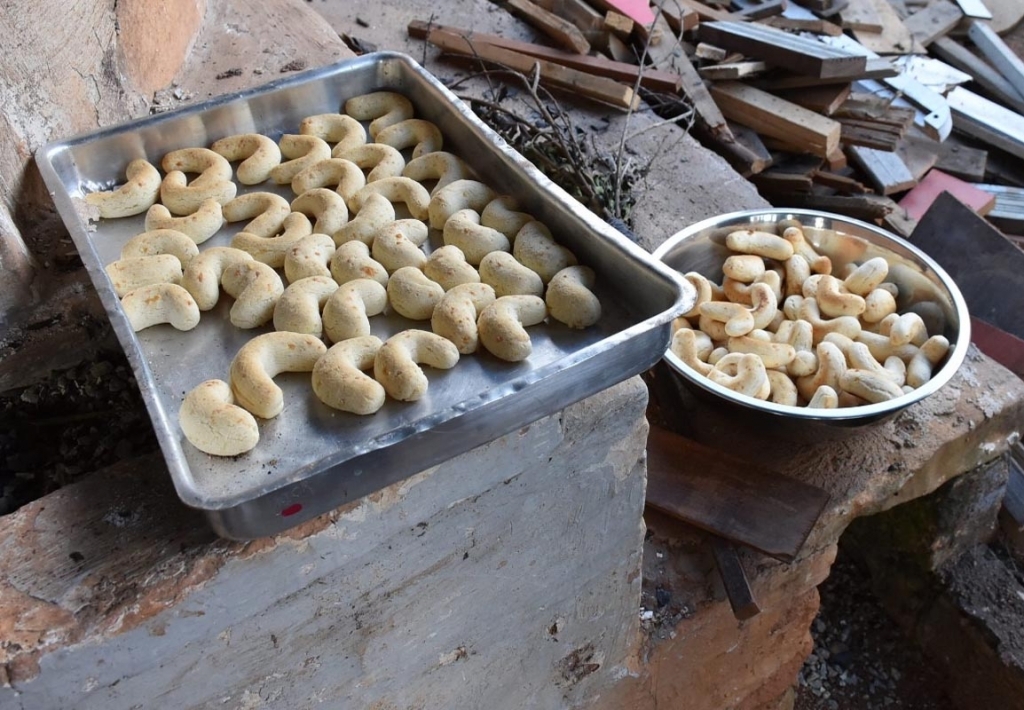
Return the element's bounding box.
[974,183,1024,229]
[967,20,1024,100]
[947,86,1024,160]
[955,0,993,19]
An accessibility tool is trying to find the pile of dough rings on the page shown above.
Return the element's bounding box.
[85,90,604,456]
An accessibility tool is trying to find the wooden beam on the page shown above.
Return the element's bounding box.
[812,170,871,193]
[674,0,739,22]
[967,19,1024,100]
[408,21,682,93]
[505,0,592,53]
[603,10,635,37]
[759,16,844,35]
[840,0,884,32]
[894,131,941,181]
[710,81,842,158]
[847,145,918,195]
[735,0,789,20]
[656,0,699,32]
[783,192,898,220]
[424,29,639,108]
[752,58,896,89]
[851,0,923,54]
[947,86,1024,160]
[934,136,988,182]
[699,20,868,78]
[930,36,1024,115]
[726,120,774,175]
[903,0,963,46]
[531,0,605,32]
[778,83,851,115]
[698,60,768,79]
[694,42,728,60]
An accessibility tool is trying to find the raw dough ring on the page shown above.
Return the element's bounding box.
[513,221,577,284]
[477,295,547,362]
[545,265,601,329]
[121,283,200,332]
[179,379,260,456]
[210,133,282,185]
[351,177,430,221]
[84,159,161,218]
[159,148,237,215]
[428,179,496,230]
[322,278,388,343]
[221,260,285,329]
[373,330,460,402]
[335,192,396,247]
[229,332,327,419]
[338,144,406,184]
[121,229,199,267]
[402,152,473,194]
[299,113,367,156]
[106,254,183,298]
[284,233,336,283]
[479,251,543,298]
[375,118,443,160]
[442,209,511,265]
[344,91,415,138]
[291,188,349,236]
[387,266,446,321]
[269,135,332,185]
[311,335,387,415]
[231,212,314,268]
[424,245,481,291]
[330,241,389,287]
[222,192,291,238]
[145,199,225,245]
[372,218,429,273]
[431,283,497,354]
[180,246,254,310]
[272,275,339,337]
[291,158,366,204]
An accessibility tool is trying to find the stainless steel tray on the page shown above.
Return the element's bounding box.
[37,52,693,539]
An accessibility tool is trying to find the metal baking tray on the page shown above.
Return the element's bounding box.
[37,52,693,539]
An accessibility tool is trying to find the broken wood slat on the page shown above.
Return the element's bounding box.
[930,36,1024,115]
[408,21,682,93]
[974,183,1024,231]
[783,192,897,220]
[851,0,923,54]
[698,60,769,80]
[935,137,988,182]
[674,0,739,22]
[695,42,728,60]
[751,170,815,194]
[645,426,829,562]
[967,20,1024,101]
[675,45,730,135]
[699,20,868,78]
[752,58,896,89]
[603,10,634,36]
[847,145,917,195]
[898,168,996,220]
[425,29,638,108]
[839,125,902,150]
[840,0,884,32]
[894,132,941,182]
[734,0,789,20]
[903,0,964,46]
[710,81,842,158]
[657,1,699,32]
[947,86,1024,161]
[727,120,774,175]
[505,0,592,53]
[600,32,634,62]
[532,0,605,31]
[812,170,871,193]
[710,537,761,620]
[778,84,851,116]
[954,0,993,19]
[759,16,844,35]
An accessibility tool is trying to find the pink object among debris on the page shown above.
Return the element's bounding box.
[898,168,996,221]
[604,0,656,25]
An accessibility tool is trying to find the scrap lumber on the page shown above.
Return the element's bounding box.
[759,16,844,35]
[601,32,634,61]
[954,0,993,19]
[840,0,884,32]
[903,0,963,46]
[656,1,700,32]
[934,136,988,182]
[698,21,868,78]
[967,20,1024,100]
[847,145,918,195]
[695,42,729,60]
[894,131,941,181]
[975,183,1024,232]
[699,60,769,79]
[710,538,761,620]
[424,29,639,108]
[603,10,635,36]
[947,86,1024,160]
[675,0,741,22]
[839,121,905,150]
[779,83,851,115]
[727,120,774,174]
[408,21,682,92]
[734,0,789,20]
[930,36,1024,115]
[710,81,842,158]
[783,192,897,220]
[752,58,896,89]
[898,168,996,220]
[850,0,924,54]
[812,169,871,193]
[532,0,605,32]
[505,0,592,53]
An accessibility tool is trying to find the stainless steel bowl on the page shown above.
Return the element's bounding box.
[651,209,971,439]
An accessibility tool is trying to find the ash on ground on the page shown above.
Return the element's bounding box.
[795,552,953,710]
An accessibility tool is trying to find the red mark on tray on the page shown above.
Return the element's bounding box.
[281,503,303,517]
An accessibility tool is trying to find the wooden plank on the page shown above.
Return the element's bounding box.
[898,168,995,220]
[408,21,682,92]
[903,0,963,46]
[726,120,774,175]
[851,0,923,54]
[812,169,871,193]
[752,169,815,193]
[752,58,896,89]
[425,29,638,108]
[840,0,885,32]
[947,86,1024,160]
[968,20,1024,100]
[695,42,729,60]
[698,60,768,79]
[505,0,591,53]
[532,0,605,31]
[973,183,1024,230]
[655,0,700,31]
[710,538,761,620]
[778,83,851,115]
[935,136,988,181]
[674,0,739,22]
[954,0,993,19]
[894,131,940,181]
[710,81,842,158]
[645,426,829,562]
[760,16,844,34]
[699,20,868,78]
[931,36,1024,115]
[784,191,898,219]
[840,125,902,150]
[676,44,730,133]
[735,0,789,20]
[847,145,918,194]
[603,10,635,36]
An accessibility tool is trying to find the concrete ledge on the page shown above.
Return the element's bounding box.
[1,378,648,710]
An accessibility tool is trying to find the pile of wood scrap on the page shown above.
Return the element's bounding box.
[405,0,1024,238]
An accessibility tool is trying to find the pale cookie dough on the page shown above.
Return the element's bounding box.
[344,91,415,138]
[402,151,472,194]
[272,276,339,337]
[431,283,497,354]
[121,283,200,332]
[299,113,367,156]
[387,266,445,321]
[545,266,601,329]
[210,133,282,185]
[179,379,260,456]
[428,179,496,229]
[221,260,285,329]
[180,246,254,310]
[375,118,443,160]
[121,229,199,268]
[442,209,510,265]
[479,251,543,298]
[145,199,225,245]
[330,240,389,287]
[373,330,460,402]
[229,332,327,419]
[424,245,481,291]
[106,254,183,298]
[270,134,332,185]
[222,192,291,239]
[311,336,387,415]
[284,234,336,283]
[477,295,547,362]
[84,159,161,218]
[231,212,314,268]
[322,278,388,343]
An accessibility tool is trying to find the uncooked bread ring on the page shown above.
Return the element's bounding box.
[311,336,386,415]
[335,192,396,246]
[330,240,389,287]
[480,196,533,240]
[84,159,161,218]
[180,246,254,310]
[161,147,233,182]
[145,199,225,245]
[545,265,601,329]
[229,332,327,419]
[299,113,367,156]
[291,188,349,236]
[351,177,430,220]
[273,275,339,337]
[291,158,366,204]
[159,148,236,215]
[210,133,282,185]
[106,254,183,298]
[231,212,314,268]
[179,379,260,456]
[402,152,472,194]
[387,266,445,321]
[373,329,460,402]
[344,91,415,138]
[442,209,511,265]
[372,219,429,273]
[121,283,200,332]
[375,118,443,160]
[431,283,497,354]
[284,233,336,283]
[222,192,291,238]
[477,295,547,362]
[269,134,332,185]
[479,251,543,297]
[512,221,577,283]
[424,245,481,291]
[337,144,406,184]
[221,260,285,329]
[121,229,199,269]
[428,179,497,230]
[322,278,388,343]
